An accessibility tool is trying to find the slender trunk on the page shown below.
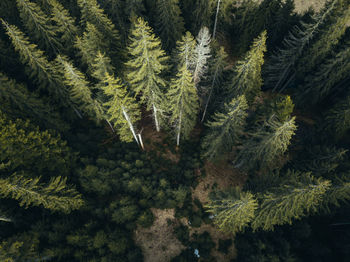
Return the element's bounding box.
[153,103,160,132]
[138,133,145,150]
[122,107,139,146]
[201,67,218,122]
[0,216,12,223]
[213,0,221,39]
[106,119,115,133]
[73,106,83,119]
[177,108,183,146]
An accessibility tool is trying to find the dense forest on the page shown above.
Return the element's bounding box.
[0,0,350,261]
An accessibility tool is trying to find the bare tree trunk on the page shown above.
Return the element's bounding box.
[122,107,140,146]
[201,67,219,122]
[153,103,160,132]
[137,133,145,150]
[0,216,12,223]
[213,0,221,39]
[106,119,115,133]
[177,109,183,146]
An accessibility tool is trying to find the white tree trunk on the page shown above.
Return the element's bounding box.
[201,67,219,122]
[153,103,160,132]
[0,216,12,223]
[106,119,115,133]
[122,107,139,146]
[213,0,221,39]
[138,133,145,150]
[177,109,183,146]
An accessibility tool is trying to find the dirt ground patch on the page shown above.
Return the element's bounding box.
[134,208,185,262]
[293,0,327,13]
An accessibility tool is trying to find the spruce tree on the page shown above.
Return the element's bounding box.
[58,56,103,122]
[77,0,121,65]
[126,17,169,132]
[167,64,199,146]
[192,0,215,33]
[101,73,141,144]
[16,0,61,54]
[0,72,68,131]
[201,45,228,122]
[265,0,339,92]
[155,0,185,50]
[2,21,70,105]
[0,175,84,213]
[235,116,297,171]
[297,1,350,75]
[202,95,248,160]
[75,22,109,70]
[47,0,79,49]
[91,51,115,82]
[322,175,350,212]
[205,188,258,234]
[325,95,350,140]
[251,172,331,231]
[193,26,211,85]
[174,31,197,70]
[230,30,267,103]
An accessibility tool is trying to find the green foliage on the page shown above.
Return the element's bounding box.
[155,0,185,50]
[101,73,141,143]
[206,188,258,234]
[167,64,199,146]
[0,110,72,175]
[202,95,248,160]
[230,30,267,103]
[2,21,69,104]
[16,0,61,54]
[58,55,104,122]
[325,95,350,140]
[174,31,197,70]
[0,175,83,213]
[126,17,169,131]
[251,172,331,231]
[235,116,297,171]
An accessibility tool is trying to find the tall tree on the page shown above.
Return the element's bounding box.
[167,64,199,146]
[2,21,70,106]
[155,0,185,50]
[46,0,79,49]
[235,116,297,171]
[58,56,103,122]
[251,172,331,231]
[126,17,169,132]
[0,175,84,213]
[193,26,211,85]
[0,72,68,131]
[16,0,61,54]
[174,31,197,70]
[230,30,267,103]
[325,95,350,140]
[101,73,141,144]
[205,188,258,234]
[265,0,340,92]
[201,45,228,122]
[202,95,248,160]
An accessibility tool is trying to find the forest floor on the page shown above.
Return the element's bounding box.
[293,0,327,13]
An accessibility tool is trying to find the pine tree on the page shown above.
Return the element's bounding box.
[205,188,258,234]
[299,41,350,104]
[202,95,248,160]
[101,73,141,144]
[167,64,199,146]
[0,175,84,213]
[193,26,211,85]
[322,175,350,212]
[75,22,109,70]
[297,2,350,75]
[91,51,115,82]
[0,72,68,131]
[265,0,339,92]
[77,0,121,65]
[252,171,331,231]
[155,0,185,50]
[0,110,73,176]
[235,116,297,171]
[230,30,267,103]
[57,56,104,122]
[2,21,70,105]
[126,17,169,132]
[16,0,61,54]
[201,45,228,122]
[47,0,79,49]
[174,31,197,70]
[325,95,350,140]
